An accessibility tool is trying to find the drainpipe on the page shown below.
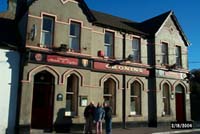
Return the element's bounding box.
[122,32,126,129]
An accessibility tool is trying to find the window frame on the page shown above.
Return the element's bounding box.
[132,37,141,63]
[162,83,170,116]
[69,21,81,52]
[103,78,116,115]
[175,46,182,67]
[130,81,141,116]
[41,15,55,48]
[104,31,114,58]
[66,74,79,116]
[161,42,169,65]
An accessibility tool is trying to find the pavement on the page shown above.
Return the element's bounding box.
[36,127,200,134]
[82,127,200,134]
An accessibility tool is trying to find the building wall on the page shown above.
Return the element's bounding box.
[155,16,190,122]
[18,0,190,132]
[26,0,148,64]
[0,49,20,134]
[155,17,188,69]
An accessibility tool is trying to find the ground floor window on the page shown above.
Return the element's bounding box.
[162,83,170,116]
[130,81,141,115]
[104,78,116,115]
[66,74,79,116]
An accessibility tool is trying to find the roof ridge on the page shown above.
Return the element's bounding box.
[91,9,139,24]
[142,10,172,23]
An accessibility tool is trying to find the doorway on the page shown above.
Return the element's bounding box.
[175,84,186,122]
[31,70,55,129]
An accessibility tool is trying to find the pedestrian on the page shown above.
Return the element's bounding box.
[104,102,112,134]
[94,102,105,134]
[84,101,96,134]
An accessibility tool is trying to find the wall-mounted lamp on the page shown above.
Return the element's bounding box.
[161,111,165,117]
[171,92,174,100]
[57,93,63,101]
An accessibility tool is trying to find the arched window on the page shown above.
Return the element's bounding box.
[66,74,79,116]
[162,83,170,115]
[104,78,116,115]
[130,81,141,115]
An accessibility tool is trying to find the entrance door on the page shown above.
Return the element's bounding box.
[31,71,55,129]
[175,85,186,122]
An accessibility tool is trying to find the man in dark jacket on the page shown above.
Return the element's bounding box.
[104,102,112,134]
[84,101,95,134]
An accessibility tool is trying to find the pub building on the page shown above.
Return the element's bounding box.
[17,0,191,133]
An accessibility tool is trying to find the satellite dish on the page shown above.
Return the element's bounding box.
[30,24,37,41]
[127,54,134,61]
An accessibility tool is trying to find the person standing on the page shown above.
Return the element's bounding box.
[94,102,105,134]
[84,101,95,134]
[104,102,112,134]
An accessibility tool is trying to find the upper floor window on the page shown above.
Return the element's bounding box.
[132,38,141,63]
[41,15,55,48]
[161,42,168,65]
[175,46,182,67]
[69,22,81,52]
[104,31,114,58]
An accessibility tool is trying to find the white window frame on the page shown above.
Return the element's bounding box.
[69,21,81,52]
[40,15,54,48]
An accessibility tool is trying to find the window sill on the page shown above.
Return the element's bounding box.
[64,115,79,118]
[161,115,171,117]
[128,114,142,117]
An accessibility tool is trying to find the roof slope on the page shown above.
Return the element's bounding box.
[139,10,171,35]
[138,10,189,45]
[91,10,147,36]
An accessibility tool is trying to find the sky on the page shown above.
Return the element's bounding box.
[85,0,200,70]
[0,0,199,70]
[0,0,7,12]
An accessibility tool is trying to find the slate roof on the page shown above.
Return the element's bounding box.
[139,10,171,35]
[91,9,190,46]
[91,10,147,36]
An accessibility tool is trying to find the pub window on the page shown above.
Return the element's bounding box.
[161,42,168,65]
[104,31,114,58]
[132,38,141,63]
[175,46,182,67]
[104,78,116,115]
[162,83,170,115]
[41,15,55,48]
[130,81,141,115]
[66,74,79,116]
[69,21,81,52]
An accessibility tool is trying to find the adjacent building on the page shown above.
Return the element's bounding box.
[0,0,190,133]
[0,1,21,133]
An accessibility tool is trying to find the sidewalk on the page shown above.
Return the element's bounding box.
[66,127,200,134]
[32,126,200,134]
